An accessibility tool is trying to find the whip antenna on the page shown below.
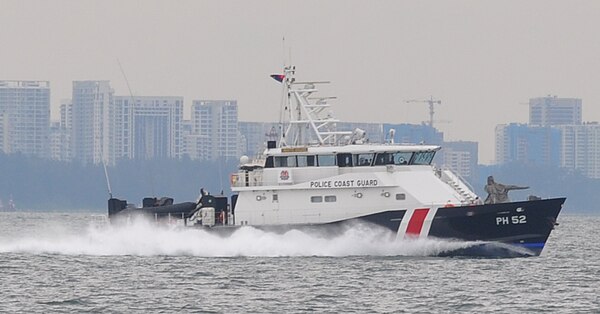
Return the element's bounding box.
[102,160,113,199]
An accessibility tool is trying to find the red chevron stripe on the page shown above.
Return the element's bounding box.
[405,208,430,237]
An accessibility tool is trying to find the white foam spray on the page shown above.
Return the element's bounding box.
[0,216,475,257]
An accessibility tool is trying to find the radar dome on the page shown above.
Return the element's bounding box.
[240,155,250,164]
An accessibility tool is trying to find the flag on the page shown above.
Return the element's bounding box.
[270,74,285,82]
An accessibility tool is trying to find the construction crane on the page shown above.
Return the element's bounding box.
[405,96,442,128]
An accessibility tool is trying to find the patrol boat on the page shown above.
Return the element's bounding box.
[108,66,565,257]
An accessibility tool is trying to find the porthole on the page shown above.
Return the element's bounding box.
[324,195,337,202]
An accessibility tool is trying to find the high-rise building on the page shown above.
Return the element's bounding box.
[190,100,238,160]
[48,99,74,162]
[529,96,582,127]
[557,123,600,178]
[0,112,7,153]
[441,141,478,184]
[238,121,279,157]
[495,97,600,178]
[60,99,73,131]
[113,96,183,160]
[48,121,71,161]
[183,133,211,160]
[71,81,114,165]
[0,80,50,158]
[495,123,561,167]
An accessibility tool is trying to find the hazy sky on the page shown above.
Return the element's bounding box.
[2,0,599,163]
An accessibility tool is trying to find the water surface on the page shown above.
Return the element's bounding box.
[0,213,597,312]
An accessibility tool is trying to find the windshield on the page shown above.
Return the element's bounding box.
[412,151,436,165]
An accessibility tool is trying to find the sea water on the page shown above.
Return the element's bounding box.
[0,212,598,312]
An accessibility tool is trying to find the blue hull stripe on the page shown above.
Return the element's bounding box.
[517,242,546,248]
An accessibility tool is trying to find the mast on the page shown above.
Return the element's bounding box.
[278,66,352,147]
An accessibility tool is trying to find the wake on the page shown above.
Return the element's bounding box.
[0,217,477,257]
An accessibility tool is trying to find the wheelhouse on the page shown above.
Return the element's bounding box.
[263,144,440,169]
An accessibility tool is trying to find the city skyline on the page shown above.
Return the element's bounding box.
[0,78,593,177]
[0,78,482,181]
[2,1,600,163]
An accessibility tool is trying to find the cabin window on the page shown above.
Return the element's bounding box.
[337,153,353,167]
[286,156,297,167]
[374,152,394,165]
[396,193,406,200]
[353,153,374,166]
[297,155,316,167]
[412,151,436,165]
[311,196,323,203]
[274,156,297,167]
[297,155,307,167]
[324,195,337,202]
[307,155,316,166]
[318,155,336,166]
[265,156,274,168]
[273,194,278,202]
[392,152,413,165]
